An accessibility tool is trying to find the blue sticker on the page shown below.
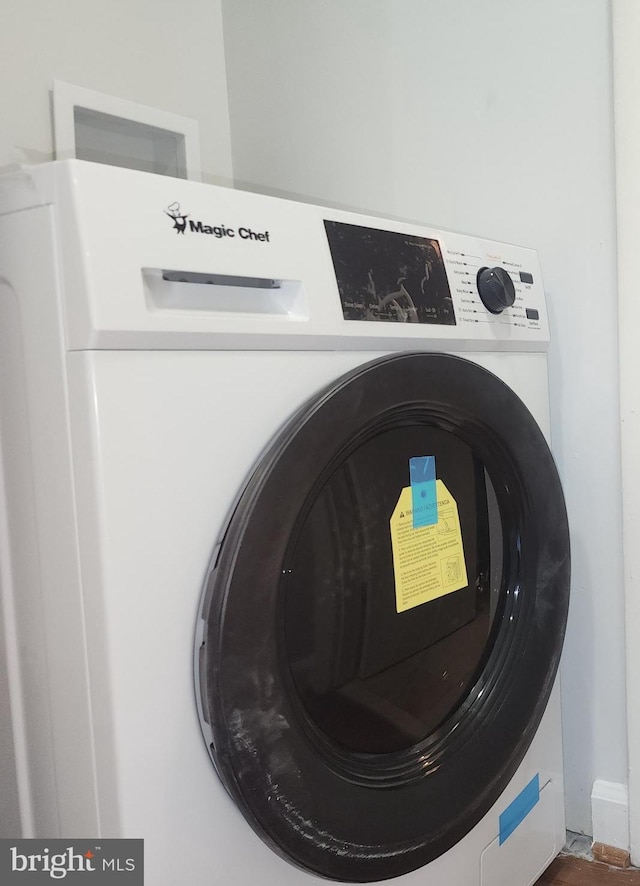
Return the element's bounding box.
[409,456,438,528]
[499,774,540,845]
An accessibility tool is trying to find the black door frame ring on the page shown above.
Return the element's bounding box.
[196,352,570,882]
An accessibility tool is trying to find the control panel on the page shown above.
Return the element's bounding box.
[324,217,547,343]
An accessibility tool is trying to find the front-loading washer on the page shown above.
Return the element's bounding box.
[0,161,569,885]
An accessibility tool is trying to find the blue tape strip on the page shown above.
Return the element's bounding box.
[409,456,437,528]
[499,774,540,845]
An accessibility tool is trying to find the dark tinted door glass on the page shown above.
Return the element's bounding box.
[283,426,503,754]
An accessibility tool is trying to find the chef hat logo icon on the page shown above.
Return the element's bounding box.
[164,202,189,234]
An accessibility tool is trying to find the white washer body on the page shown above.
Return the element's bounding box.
[0,161,565,886]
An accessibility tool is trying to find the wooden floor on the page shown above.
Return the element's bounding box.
[537,855,640,885]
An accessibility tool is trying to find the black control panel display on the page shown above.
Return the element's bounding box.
[325,221,455,325]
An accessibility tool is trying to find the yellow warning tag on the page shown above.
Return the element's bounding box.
[390,479,468,613]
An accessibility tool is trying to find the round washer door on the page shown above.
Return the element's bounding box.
[196,352,570,882]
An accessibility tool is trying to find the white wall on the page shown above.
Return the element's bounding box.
[223,0,623,835]
[0,0,233,184]
[613,0,640,862]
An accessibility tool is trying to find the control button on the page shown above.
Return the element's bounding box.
[526,308,539,320]
[476,266,516,314]
[520,271,534,284]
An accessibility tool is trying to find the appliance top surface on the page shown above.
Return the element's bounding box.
[0,160,549,352]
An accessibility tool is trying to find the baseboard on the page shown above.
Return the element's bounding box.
[591,780,630,853]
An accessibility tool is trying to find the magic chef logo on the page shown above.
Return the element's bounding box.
[2,838,143,881]
[164,202,270,242]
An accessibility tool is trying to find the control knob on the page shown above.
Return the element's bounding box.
[476,266,516,314]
